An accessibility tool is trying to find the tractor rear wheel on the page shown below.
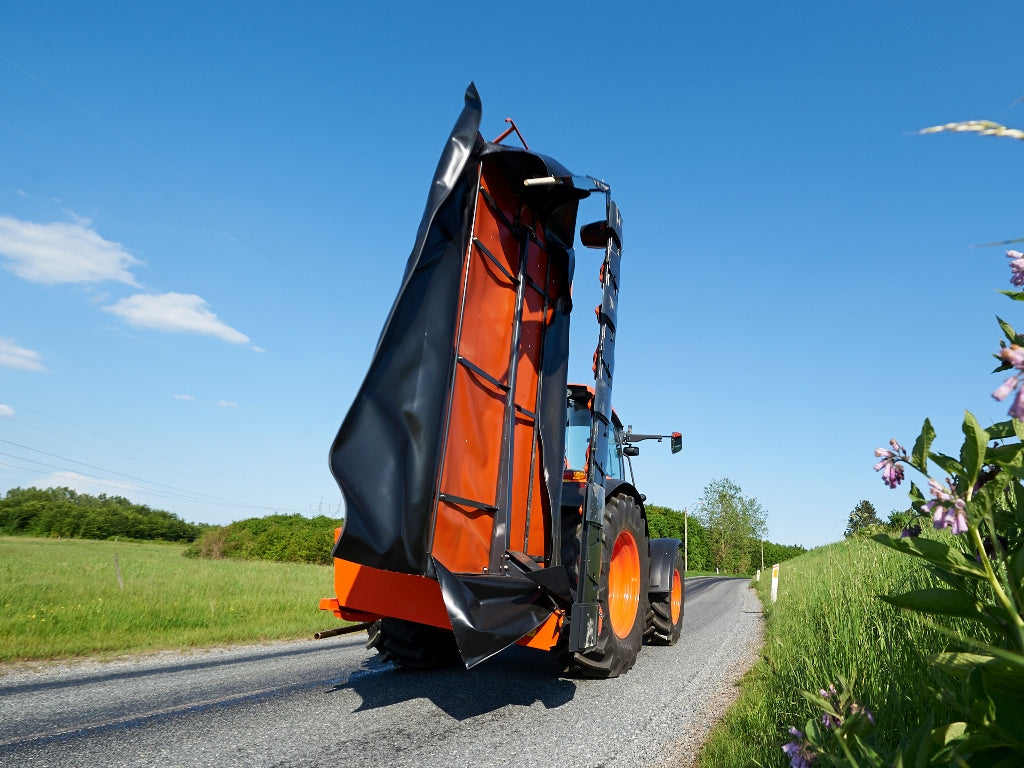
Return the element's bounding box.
[366,618,461,669]
[569,494,650,678]
[644,549,684,645]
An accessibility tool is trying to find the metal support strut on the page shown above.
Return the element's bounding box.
[568,193,623,654]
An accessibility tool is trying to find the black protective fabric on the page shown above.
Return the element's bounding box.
[329,85,484,574]
[433,558,555,668]
[329,84,589,662]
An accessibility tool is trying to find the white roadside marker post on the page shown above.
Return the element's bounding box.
[770,563,780,603]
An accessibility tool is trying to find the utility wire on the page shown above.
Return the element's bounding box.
[0,438,297,511]
[0,451,303,512]
[0,394,330,506]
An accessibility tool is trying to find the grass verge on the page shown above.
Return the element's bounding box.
[693,535,969,767]
[0,537,338,663]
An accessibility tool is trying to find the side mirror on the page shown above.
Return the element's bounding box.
[670,432,682,454]
[623,446,639,457]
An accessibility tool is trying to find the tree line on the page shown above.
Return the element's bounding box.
[0,486,207,542]
[647,477,804,574]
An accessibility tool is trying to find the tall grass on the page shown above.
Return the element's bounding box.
[695,535,971,767]
[0,537,338,662]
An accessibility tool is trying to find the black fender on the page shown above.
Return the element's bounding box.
[605,478,644,514]
[648,537,681,594]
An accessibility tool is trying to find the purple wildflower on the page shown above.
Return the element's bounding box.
[901,524,922,538]
[850,703,875,725]
[993,375,1020,401]
[923,480,969,535]
[999,344,1024,369]
[873,441,907,488]
[1008,250,1024,287]
[1011,387,1024,421]
[783,728,817,768]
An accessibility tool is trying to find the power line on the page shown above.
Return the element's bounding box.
[0,439,299,511]
[0,394,331,506]
[0,450,303,512]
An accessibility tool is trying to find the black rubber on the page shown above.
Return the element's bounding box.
[644,549,684,646]
[365,617,461,669]
[568,494,650,679]
[560,504,582,590]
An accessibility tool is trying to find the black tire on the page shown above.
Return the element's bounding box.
[365,617,461,669]
[644,549,684,646]
[569,494,650,679]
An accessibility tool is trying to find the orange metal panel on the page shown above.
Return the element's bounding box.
[429,158,559,577]
[514,610,564,651]
[331,557,451,630]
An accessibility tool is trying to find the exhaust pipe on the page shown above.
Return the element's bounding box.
[314,621,373,640]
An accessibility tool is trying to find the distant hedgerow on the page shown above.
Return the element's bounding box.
[185,514,343,565]
[0,486,206,542]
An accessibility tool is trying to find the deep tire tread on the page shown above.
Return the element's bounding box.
[568,494,650,679]
[365,618,461,669]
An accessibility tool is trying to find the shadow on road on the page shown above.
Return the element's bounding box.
[334,645,577,720]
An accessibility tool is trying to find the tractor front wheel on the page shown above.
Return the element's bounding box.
[569,494,650,678]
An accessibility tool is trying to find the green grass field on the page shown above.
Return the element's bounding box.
[0,537,340,662]
[694,535,972,767]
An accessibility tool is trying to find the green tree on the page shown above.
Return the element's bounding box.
[844,498,882,538]
[696,478,767,574]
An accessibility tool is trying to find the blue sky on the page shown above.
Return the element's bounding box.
[2,2,1024,548]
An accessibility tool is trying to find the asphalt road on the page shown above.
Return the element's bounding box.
[0,577,762,768]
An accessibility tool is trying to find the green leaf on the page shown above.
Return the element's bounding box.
[996,465,1024,481]
[934,652,1024,695]
[997,316,1020,344]
[933,721,967,746]
[908,481,926,509]
[911,419,935,473]
[961,411,989,490]
[986,442,1024,466]
[1010,548,1024,591]
[897,714,935,768]
[998,289,1024,302]
[880,589,1004,633]
[929,452,966,479]
[986,420,1016,440]
[872,533,987,580]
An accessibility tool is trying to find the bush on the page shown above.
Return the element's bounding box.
[186,514,342,565]
[0,487,206,542]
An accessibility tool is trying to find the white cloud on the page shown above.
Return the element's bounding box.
[103,292,251,345]
[0,215,139,285]
[43,471,139,498]
[0,404,13,417]
[0,337,46,371]
[172,393,196,402]
[215,400,238,408]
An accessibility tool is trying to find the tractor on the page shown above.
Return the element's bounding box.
[319,84,683,677]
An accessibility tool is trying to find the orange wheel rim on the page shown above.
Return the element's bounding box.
[670,568,682,624]
[608,529,641,638]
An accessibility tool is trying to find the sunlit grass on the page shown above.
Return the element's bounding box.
[694,536,969,767]
[0,537,338,662]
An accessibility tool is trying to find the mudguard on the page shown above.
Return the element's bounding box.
[648,537,682,594]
